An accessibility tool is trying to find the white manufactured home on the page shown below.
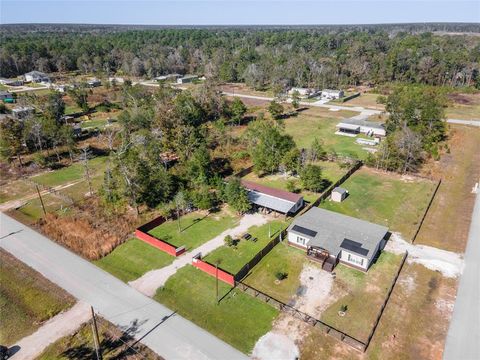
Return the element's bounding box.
[287,207,389,271]
[336,118,386,137]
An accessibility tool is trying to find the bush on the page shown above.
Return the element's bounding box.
[224,235,235,247]
[340,304,348,312]
[286,179,296,193]
[275,271,288,281]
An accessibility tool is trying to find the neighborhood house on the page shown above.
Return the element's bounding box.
[177,75,198,84]
[241,180,304,215]
[321,89,344,100]
[12,106,35,119]
[288,87,319,98]
[0,78,23,86]
[0,91,14,102]
[24,71,50,83]
[287,207,389,271]
[155,74,181,82]
[336,118,386,137]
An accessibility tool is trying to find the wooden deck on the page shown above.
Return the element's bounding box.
[307,248,337,272]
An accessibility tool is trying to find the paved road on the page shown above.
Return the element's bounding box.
[444,188,480,360]
[446,119,480,127]
[0,213,247,360]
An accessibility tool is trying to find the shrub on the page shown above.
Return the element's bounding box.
[224,235,235,247]
[286,179,296,193]
[275,271,288,281]
[340,304,348,312]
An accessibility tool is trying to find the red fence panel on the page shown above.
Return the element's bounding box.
[135,229,177,256]
[192,257,235,286]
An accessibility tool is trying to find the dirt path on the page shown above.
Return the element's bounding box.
[0,180,83,211]
[129,213,270,297]
[10,301,90,360]
[386,233,464,278]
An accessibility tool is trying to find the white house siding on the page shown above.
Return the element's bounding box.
[288,232,309,248]
[339,250,368,270]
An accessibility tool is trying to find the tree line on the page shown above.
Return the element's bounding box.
[1,27,479,88]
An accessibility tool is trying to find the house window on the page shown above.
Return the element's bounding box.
[296,236,306,245]
[347,253,364,266]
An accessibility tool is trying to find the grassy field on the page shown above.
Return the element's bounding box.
[242,160,347,202]
[148,208,239,251]
[319,167,437,239]
[154,265,278,354]
[0,180,35,203]
[242,242,307,303]
[283,107,371,159]
[31,156,108,187]
[0,250,75,346]
[204,220,288,274]
[335,93,385,110]
[95,239,175,282]
[320,251,403,342]
[445,93,480,120]
[37,316,161,359]
[299,261,456,360]
[416,125,480,252]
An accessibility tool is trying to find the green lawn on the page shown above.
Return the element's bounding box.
[284,108,371,159]
[80,119,109,129]
[17,193,70,221]
[31,156,108,187]
[148,208,239,251]
[204,220,288,274]
[319,167,437,239]
[65,104,83,115]
[154,265,279,354]
[320,251,403,342]
[0,180,35,204]
[242,160,347,202]
[95,239,175,282]
[243,242,307,303]
[446,103,480,120]
[0,249,75,346]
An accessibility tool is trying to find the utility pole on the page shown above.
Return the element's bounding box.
[216,263,219,305]
[90,306,102,360]
[36,185,46,216]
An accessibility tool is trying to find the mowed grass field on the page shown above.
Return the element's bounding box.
[334,93,385,111]
[242,160,347,202]
[283,107,371,159]
[204,219,288,274]
[320,251,403,342]
[243,242,307,303]
[0,250,75,345]
[416,125,480,252]
[94,239,175,282]
[299,261,456,360]
[148,208,239,251]
[319,167,437,239]
[154,265,279,354]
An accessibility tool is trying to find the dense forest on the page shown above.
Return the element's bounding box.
[1,24,480,88]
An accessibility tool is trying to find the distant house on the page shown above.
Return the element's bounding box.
[155,74,181,82]
[87,78,101,88]
[331,187,348,202]
[241,180,304,215]
[177,75,198,84]
[0,91,14,102]
[0,78,24,86]
[24,71,50,83]
[321,89,344,100]
[336,119,386,137]
[12,106,35,120]
[288,87,319,99]
[287,207,389,271]
[108,76,125,84]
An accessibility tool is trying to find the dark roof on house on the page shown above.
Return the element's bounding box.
[241,180,302,203]
[288,207,388,260]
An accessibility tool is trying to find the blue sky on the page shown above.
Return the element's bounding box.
[1,1,479,25]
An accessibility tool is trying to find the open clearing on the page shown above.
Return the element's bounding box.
[320,251,403,342]
[332,93,385,111]
[243,242,307,303]
[204,219,288,274]
[319,167,437,239]
[154,265,278,354]
[94,238,175,282]
[299,261,456,359]
[148,208,239,251]
[37,315,162,360]
[417,125,480,252]
[242,160,346,202]
[0,249,75,346]
[283,107,371,159]
[446,92,480,120]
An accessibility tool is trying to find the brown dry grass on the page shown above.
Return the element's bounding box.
[40,198,139,260]
[417,125,480,252]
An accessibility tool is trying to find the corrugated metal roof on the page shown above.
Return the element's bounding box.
[241,180,302,203]
[247,190,297,214]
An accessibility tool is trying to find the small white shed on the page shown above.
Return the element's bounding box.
[331,187,348,202]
